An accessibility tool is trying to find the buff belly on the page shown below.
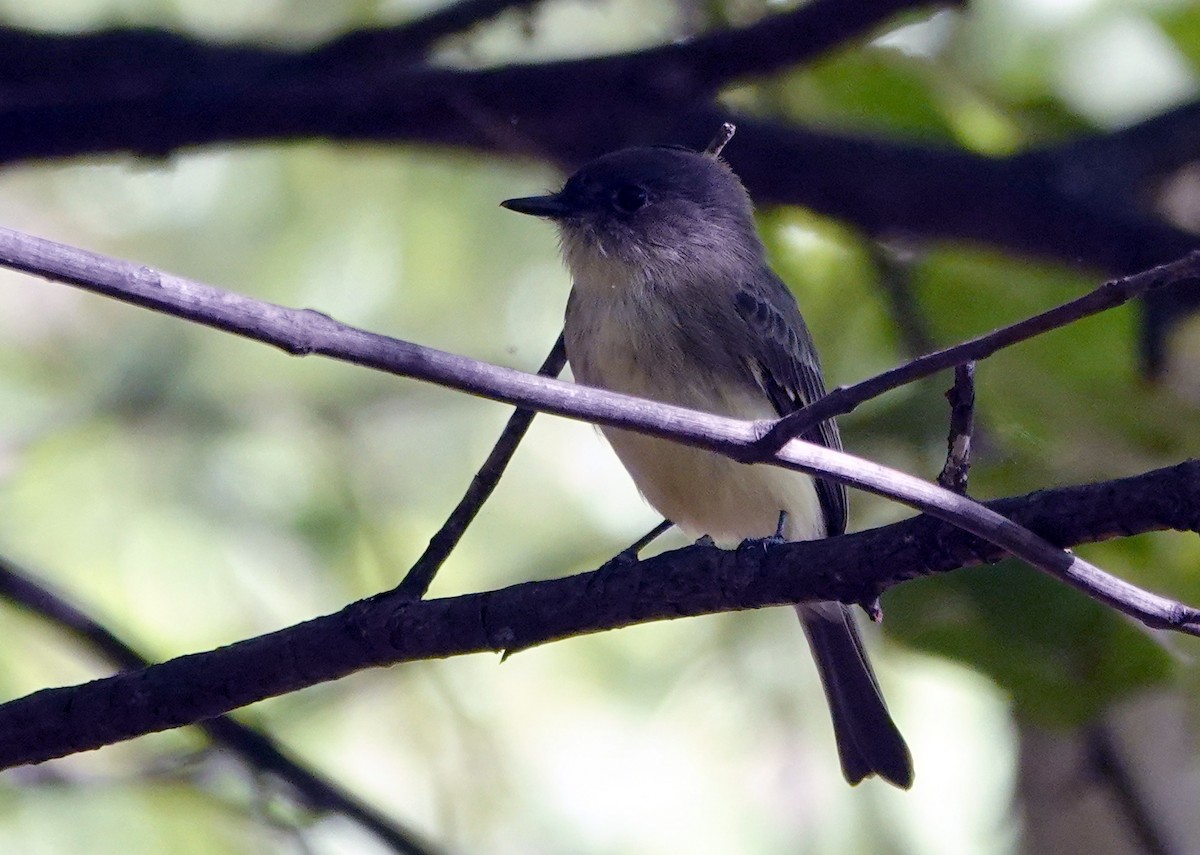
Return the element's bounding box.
[598,414,825,545]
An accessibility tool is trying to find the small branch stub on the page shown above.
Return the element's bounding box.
[706,122,736,156]
[938,362,976,494]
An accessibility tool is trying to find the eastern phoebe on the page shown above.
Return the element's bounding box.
[502,145,913,788]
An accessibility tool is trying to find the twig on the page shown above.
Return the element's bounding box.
[705,122,736,156]
[395,334,567,598]
[0,0,947,166]
[937,362,975,494]
[758,251,1200,452]
[0,556,440,855]
[872,241,936,357]
[0,460,1198,770]
[0,226,1195,639]
[619,519,674,558]
[874,244,984,491]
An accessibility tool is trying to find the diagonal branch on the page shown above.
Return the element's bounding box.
[0,224,1196,637]
[396,333,567,598]
[0,460,1197,770]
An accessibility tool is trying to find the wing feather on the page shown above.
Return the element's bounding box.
[733,276,847,537]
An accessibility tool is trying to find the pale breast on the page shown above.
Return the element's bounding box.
[565,280,824,543]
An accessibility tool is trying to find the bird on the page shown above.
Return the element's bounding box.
[501,142,913,788]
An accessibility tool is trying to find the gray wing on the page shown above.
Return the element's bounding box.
[733,273,848,537]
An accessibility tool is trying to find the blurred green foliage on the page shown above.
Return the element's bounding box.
[1,1,1199,854]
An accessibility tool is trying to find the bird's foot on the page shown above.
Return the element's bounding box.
[736,510,790,552]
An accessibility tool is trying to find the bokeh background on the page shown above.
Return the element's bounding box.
[1,0,1200,853]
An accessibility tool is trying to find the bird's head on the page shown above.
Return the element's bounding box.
[502,146,764,286]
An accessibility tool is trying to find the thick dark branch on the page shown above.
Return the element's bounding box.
[0,0,933,164]
[1060,102,1200,198]
[0,3,1195,289]
[1,460,1198,770]
[0,559,440,855]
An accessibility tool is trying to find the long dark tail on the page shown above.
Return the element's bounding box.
[796,603,913,788]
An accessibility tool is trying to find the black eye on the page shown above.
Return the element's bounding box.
[612,184,648,214]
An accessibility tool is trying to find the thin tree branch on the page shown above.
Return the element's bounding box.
[0,460,1198,770]
[395,333,567,598]
[872,242,937,357]
[1085,723,1179,855]
[312,0,547,68]
[758,251,1200,452]
[620,519,675,558]
[871,243,986,488]
[0,224,1195,638]
[0,556,441,855]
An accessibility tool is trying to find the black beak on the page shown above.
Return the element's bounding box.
[500,193,573,218]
